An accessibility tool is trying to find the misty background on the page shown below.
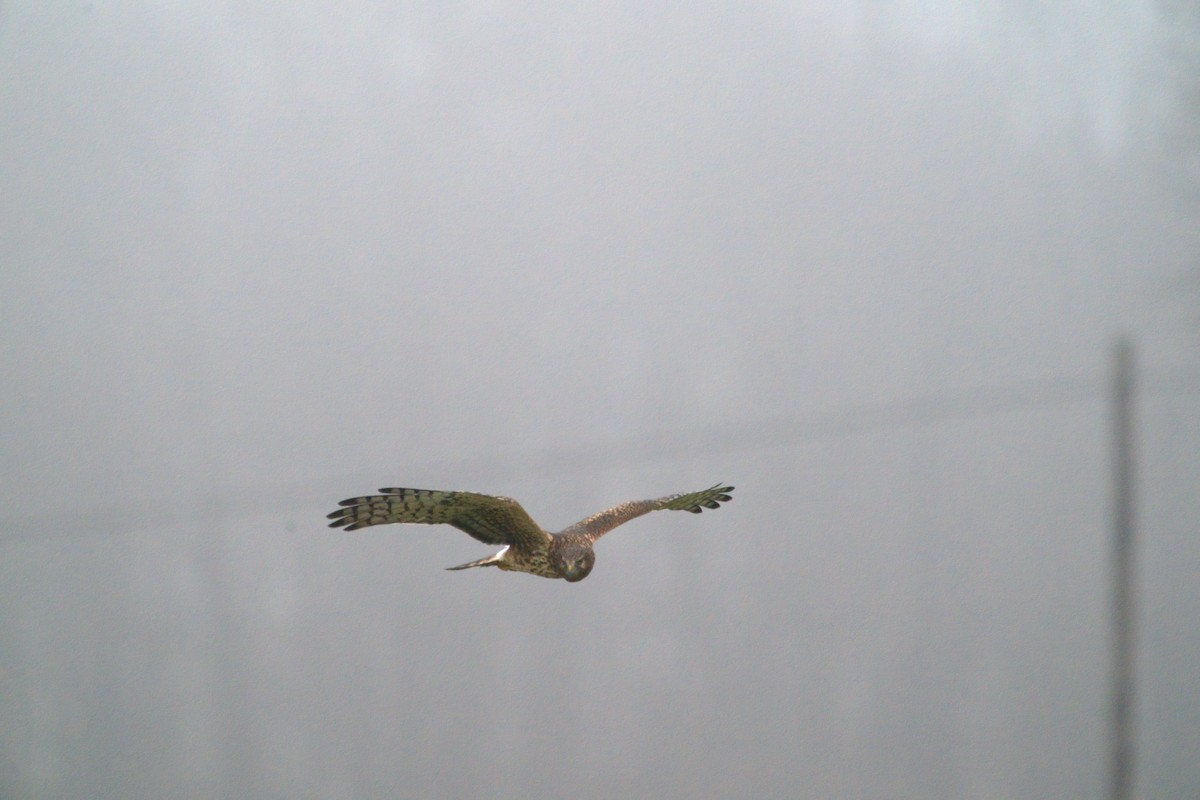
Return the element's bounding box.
[2,2,1199,798]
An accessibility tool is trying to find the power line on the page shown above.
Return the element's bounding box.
[2,368,1197,543]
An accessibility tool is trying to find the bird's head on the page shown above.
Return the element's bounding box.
[554,545,595,583]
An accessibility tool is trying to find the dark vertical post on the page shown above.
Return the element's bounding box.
[1109,338,1136,800]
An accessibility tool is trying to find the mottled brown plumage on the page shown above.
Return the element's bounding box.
[326,484,734,582]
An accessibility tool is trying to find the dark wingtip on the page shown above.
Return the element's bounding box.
[694,484,734,512]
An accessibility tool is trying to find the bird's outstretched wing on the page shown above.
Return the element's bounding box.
[559,484,734,544]
[327,488,551,550]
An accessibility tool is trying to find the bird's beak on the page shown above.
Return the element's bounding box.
[562,560,587,582]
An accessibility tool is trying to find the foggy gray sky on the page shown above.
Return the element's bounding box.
[2,2,1198,798]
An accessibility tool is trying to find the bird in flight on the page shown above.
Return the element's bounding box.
[326,483,734,582]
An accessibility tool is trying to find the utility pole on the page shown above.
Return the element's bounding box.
[1109,338,1136,800]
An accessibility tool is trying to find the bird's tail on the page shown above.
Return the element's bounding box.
[445,550,505,571]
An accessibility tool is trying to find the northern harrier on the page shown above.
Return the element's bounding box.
[326,484,734,582]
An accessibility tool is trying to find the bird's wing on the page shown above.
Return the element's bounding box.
[559,484,734,544]
[327,488,551,550]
